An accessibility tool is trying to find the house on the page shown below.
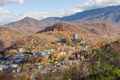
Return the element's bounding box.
[0,64,12,72]
[0,56,13,64]
[10,64,21,73]
[0,64,21,73]
[32,52,43,57]
[57,37,67,44]
[32,50,52,58]
[0,65,5,72]
[12,54,25,64]
[18,48,26,53]
[34,63,43,70]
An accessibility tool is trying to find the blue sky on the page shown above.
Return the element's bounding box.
[3,0,84,15]
[0,0,120,24]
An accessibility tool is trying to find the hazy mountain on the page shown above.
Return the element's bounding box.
[4,17,44,34]
[2,5,120,35]
[3,17,63,34]
[39,17,62,27]
[62,5,120,23]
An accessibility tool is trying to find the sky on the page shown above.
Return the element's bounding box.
[0,0,120,24]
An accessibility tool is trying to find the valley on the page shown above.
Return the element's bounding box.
[0,5,120,80]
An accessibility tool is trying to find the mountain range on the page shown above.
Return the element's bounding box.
[1,5,120,34]
[0,5,120,52]
[62,5,120,23]
[38,5,120,23]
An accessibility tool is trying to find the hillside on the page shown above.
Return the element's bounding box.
[14,22,117,51]
[39,22,120,38]
[2,5,120,35]
[0,5,120,52]
[0,27,23,52]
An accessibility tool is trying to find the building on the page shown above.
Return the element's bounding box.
[72,33,79,41]
[18,48,26,53]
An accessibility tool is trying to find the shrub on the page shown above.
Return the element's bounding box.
[87,44,120,80]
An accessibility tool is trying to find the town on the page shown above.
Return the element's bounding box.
[0,33,89,74]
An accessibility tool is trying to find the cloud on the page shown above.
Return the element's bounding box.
[72,0,120,13]
[0,0,25,5]
[0,8,69,24]
[1,0,120,24]
[71,2,92,13]
[0,8,21,24]
[23,12,50,20]
[92,0,120,6]
[0,9,68,24]
[23,11,67,20]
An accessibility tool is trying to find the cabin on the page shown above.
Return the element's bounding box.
[33,51,49,57]
[0,63,20,73]
[57,37,67,44]
[32,49,53,58]
[12,54,26,64]
[18,48,26,53]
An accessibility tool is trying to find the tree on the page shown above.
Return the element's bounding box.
[87,44,120,80]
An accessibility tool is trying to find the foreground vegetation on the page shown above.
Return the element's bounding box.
[0,38,119,80]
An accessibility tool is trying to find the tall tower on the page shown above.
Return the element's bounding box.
[73,33,78,41]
